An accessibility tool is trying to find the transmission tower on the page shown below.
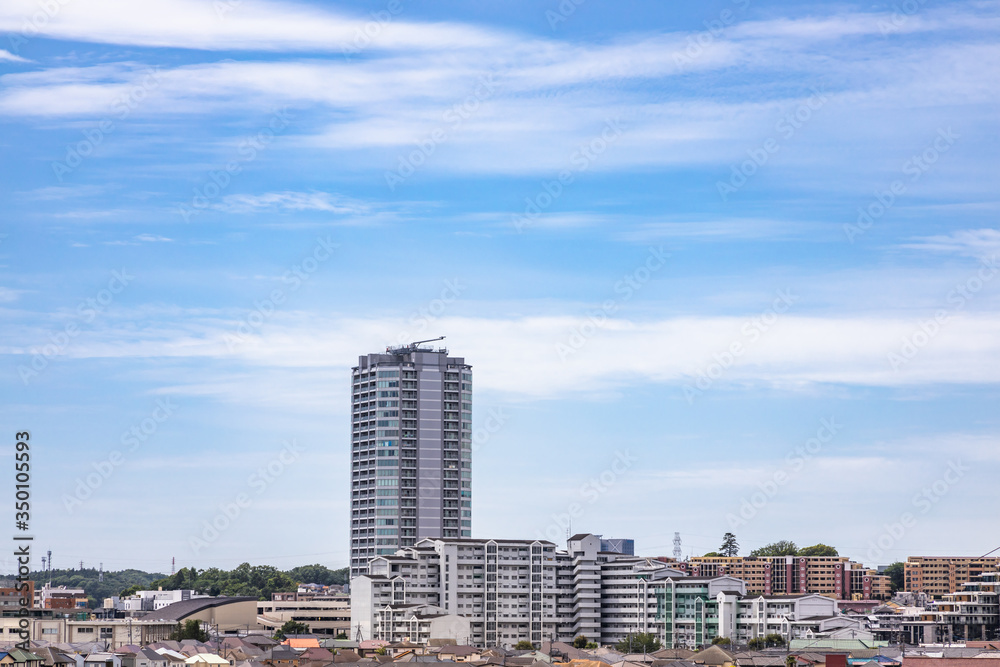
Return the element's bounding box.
[673,532,682,560]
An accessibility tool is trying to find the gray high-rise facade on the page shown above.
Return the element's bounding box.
[349,340,472,578]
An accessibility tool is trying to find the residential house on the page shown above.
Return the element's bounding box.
[436,647,481,663]
[151,650,187,667]
[83,654,123,667]
[257,646,299,667]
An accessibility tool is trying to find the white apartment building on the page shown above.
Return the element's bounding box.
[351,533,867,649]
[351,533,685,647]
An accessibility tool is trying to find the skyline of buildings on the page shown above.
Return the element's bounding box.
[349,533,892,649]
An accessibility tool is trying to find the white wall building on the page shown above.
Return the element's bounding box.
[351,533,868,649]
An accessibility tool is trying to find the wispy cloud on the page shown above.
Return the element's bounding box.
[4,310,1000,404]
[213,191,370,215]
[0,48,30,63]
[21,184,109,200]
[103,234,173,245]
[903,228,1000,259]
[0,0,505,53]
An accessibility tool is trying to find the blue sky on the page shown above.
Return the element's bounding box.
[1,0,999,575]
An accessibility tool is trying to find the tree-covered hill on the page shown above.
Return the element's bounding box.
[14,563,348,608]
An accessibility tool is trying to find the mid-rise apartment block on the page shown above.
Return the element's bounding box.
[905,557,1000,598]
[870,571,1000,643]
[350,533,866,649]
[350,342,473,578]
[679,555,890,600]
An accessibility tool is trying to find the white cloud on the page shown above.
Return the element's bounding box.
[5,311,1000,406]
[0,4,996,186]
[903,228,1000,259]
[0,48,30,63]
[20,184,108,200]
[0,0,505,52]
[213,191,370,215]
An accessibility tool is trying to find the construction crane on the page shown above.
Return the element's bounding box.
[386,336,446,354]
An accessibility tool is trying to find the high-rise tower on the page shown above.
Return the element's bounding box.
[349,339,472,578]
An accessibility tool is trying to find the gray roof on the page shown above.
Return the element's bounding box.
[139,597,257,621]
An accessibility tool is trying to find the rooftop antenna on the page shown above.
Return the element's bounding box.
[47,550,52,586]
[673,533,682,560]
[386,336,446,354]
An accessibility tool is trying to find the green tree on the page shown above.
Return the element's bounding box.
[749,541,798,557]
[573,635,589,649]
[720,533,739,557]
[712,637,731,645]
[514,641,535,650]
[884,562,905,592]
[797,544,838,557]
[703,551,721,557]
[615,632,661,653]
[747,635,784,650]
[786,656,797,667]
[285,565,349,586]
[274,620,310,641]
[119,584,142,597]
[171,620,208,642]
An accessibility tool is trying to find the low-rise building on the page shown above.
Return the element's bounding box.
[106,591,208,614]
[0,580,34,612]
[257,596,350,637]
[370,605,470,645]
[36,584,88,610]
